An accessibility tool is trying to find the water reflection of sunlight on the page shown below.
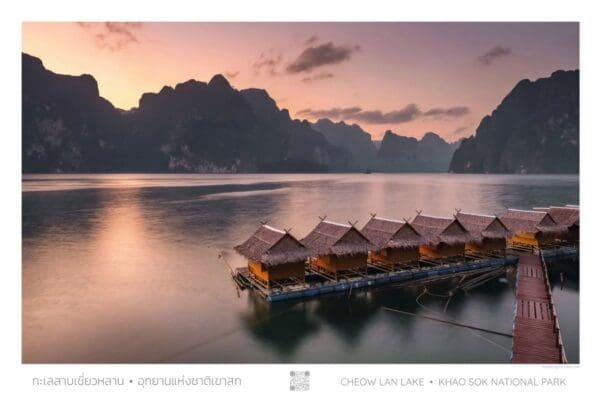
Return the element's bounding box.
[91,188,146,280]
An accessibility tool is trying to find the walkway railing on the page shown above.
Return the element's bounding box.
[539,250,568,363]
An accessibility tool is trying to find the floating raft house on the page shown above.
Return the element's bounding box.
[533,206,580,243]
[499,209,567,248]
[234,224,311,288]
[232,206,578,303]
[455,211,511,254]
[301,219,373,280]
[361,215,423,267]
[410,213,473,259]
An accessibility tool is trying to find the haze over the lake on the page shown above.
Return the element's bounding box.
[22,22,579,141]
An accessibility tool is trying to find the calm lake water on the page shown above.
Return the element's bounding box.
[22,174,579,363]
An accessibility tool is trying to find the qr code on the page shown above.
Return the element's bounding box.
[290,370,310,391]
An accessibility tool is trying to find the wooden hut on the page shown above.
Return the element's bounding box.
[301,220,373,279]
[361,216,423,267]
[410,214,473,259]
[234,224,311,288]
[499,209,566,248]
[533,206,579,243]
[455,211,510,254]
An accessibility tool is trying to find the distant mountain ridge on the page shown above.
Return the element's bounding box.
[22,52,457,173]
[309,119,459,172]
[376,130,460,172]
[449,70,579,173]
[311,119,378,170]
[23,52,576,174]
[23,52,350,173]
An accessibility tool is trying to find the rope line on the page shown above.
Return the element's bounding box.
[414,289,512,354]
[218,251,241,297]
[382,307,513,338]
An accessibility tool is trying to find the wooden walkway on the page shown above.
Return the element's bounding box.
[511,252,567,363]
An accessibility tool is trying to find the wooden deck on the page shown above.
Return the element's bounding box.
[237,254,518,302]
[511,252,567,363]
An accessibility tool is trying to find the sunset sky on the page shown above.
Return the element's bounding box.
[22,22,578,141]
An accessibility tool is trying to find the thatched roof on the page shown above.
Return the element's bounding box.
[534,206,579,227]
[455,211,511,242]
[410,214,473,246]
[361,216,424,250]
[549,207,579,227]
[301,220,373,256]
[499,209,567,235]
[234,224,311,266]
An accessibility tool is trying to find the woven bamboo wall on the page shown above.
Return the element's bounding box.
[466,238,506,253]
[314,253,368,273]
[419,243,465,259]
[248,259,306,286]
[370,247,419,264]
